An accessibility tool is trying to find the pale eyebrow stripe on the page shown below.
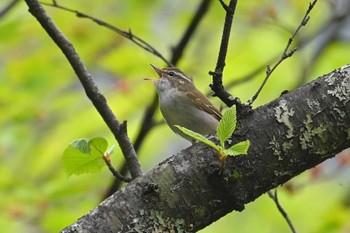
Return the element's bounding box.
[167,70,192,83]
[163,68,192,83]
[175,72,192,83]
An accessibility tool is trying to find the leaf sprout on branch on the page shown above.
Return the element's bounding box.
[175,105,250,159]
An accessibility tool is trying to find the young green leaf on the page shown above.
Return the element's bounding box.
[71,138,89,153]
[174,125,219,151]
[173,105,250,160]
[62,137,107,176]
[217,105,237,147]
[224,140,250,156]
[89,137,108,156]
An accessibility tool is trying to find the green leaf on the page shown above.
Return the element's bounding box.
[174,125,219,151]
[61,137,107,176]
[88,137,108,156]
[217,105,237,147]
[224,140,250,156]
[71,138,89,153]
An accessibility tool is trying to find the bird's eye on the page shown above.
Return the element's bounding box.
[168,71,176,77]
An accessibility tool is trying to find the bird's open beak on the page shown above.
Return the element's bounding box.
[144,77,157,83]
[150,64,162,77]
[144,64,162,82]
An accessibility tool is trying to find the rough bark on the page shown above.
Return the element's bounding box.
[61,64,350,233]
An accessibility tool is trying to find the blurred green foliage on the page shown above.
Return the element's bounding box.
[0,0,350,232]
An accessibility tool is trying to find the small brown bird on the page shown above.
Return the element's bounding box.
[145,65,222,142]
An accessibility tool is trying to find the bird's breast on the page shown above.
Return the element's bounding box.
[158,89,219,137]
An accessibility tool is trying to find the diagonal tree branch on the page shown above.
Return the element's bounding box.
[41,1,172,66]
[61,64,350,232]
[24,0,142,178]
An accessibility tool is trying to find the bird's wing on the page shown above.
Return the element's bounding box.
[186,90,222,121]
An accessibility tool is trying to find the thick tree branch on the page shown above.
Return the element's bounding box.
[24,0,142,178]
[61,65,350,232]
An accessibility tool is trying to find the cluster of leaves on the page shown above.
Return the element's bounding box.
[62,105,249,176]
[176,105,250,159]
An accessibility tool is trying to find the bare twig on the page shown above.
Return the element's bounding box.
[248,0,318,105]
[295,0,350,88]
[225,56,276,91]
[103,153,132,183]
[25,0,143,178]
[104,0,212,197]
[0,0,20,19]
[209,0,241,108]
[268,190,297,233]
[40,1,172,66]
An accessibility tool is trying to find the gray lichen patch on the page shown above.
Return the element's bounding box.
[173,159,191,173]
[269,136,281,157]
[269,136,293,160]
[325,72,337,85]
[299,114,328,155]
[274,100,295,138]
[130,210,188,233]
[306,98,321,112]
[282,140,293,153]
[331,102,347,118]
[326,69,350,103]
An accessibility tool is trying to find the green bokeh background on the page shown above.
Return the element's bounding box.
[1,0,350,232]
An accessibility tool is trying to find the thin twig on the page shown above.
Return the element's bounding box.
[268,190,297,233]
[0,0,20,19]
[209,0,241,108]
[226,56,277,91]
[24,0,143,178]
[104,0,212,197]
[205,57,275,97]
[40,1,172,66]
[103,153,132,183]
[295,0,350,88]
[248,0,318,105]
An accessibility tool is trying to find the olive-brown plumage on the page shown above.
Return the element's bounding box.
[146,65,222,142]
